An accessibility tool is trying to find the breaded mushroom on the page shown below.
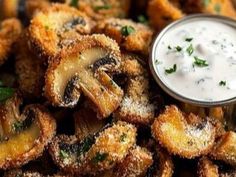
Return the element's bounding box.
[94,18,153,55]
[65,0,131,20]
[152,105,216,158]
[0,18,22,65]
[15,31,45,99]
[114,54,155,125]
[49,121,137,175]
[182,0,236,18]
[45,34,124,118]
[29,3,95,59]
[0,0,50,21]
[0,94,56,169]
[112,146,153,177]
[198,157,219,177]
[147,0,184,31]
[211,131,236,166]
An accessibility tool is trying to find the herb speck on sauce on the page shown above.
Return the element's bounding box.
[175,46,182,52]
[194,56,209,67]
[165,64,177,74]
[186,44,194,56]
[185,38,193,42]
[168,45,172,50]
[155,59,162,65]
[219,81,226,86]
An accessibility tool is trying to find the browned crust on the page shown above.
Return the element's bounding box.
[210,131,236,166]
[44,34,120,106]
[157,147,174,177]
[152,105,216,158]
[147,0,184,31]
[0,18,22,65]
[198,157,219,177]
[0,105,56,169]
[0,0,18,19]
[94,18,153,55]
[28,3,95,59]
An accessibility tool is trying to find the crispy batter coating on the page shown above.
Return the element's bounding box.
[49,121,137,175]
[152,105,216,158]
[65,0,131,20]
[183,0,236,18]
[0,18,22,65]
[114,54,155,125]
[211,131,236,166]
[15,31,45,99]
[147,0,184,31]
[45,34,123,118]
[0,0,50,20]
[112,146,153,177]
[0,98,56,169]
[95,18,153,55]
[198,157,219,177]
[74,107,106,141]
[29,3,95,59]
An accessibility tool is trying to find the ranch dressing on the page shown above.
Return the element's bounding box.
[153,18,236,102]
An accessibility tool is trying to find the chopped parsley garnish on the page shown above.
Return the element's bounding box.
[185,38,193,42]
[0,87,15,102]
[121,26,135,36]
[214,3,221,14]
[12,121,24,132]
[155,59,162,65]
[92,152,108,164]
[60,150,69,159]
[78,136,94,157]
[219,81,226,86]
[165,64,177,74]
[168,45,172,50]
[194,56,209,67]
[120,133,127,142]
[94,4,112,11]
[186,44,194,56]
[70,0,78,7]
[175,46,182,52]
[203,0,211,7]
[137,15,148,24]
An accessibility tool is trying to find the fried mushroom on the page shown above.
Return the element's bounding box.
[0,0,50,21]
[147,0,184,31]
[0,94,56,169]
[29,3,95,59]
[198,157,219,177]
[45,34,124,118]
[74,107,106,141]
[94,18,153,55]
[210,131,236,166]
[0,18,22,65]
[152,105,216,158]
[112,146,153,177]
[49,121,136,175]
[114,54,155,125]
[15,31,45,99]
[65,0,131,20]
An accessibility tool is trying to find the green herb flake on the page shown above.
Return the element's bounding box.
[186,44,194,56]
[121,26,135,36]
[155,59,162,65]
[12,121,24,132]
[203,0,211,7]
[137,15,148,24]
[120,133,127,142]
[60,150,69,159]
[219,81,226,86]
[78,136,94,157]
[175,46,182,52]
[194,56,209,67]
[0,87,15,102]
[214,3,221,14]
[168,45,172,50]
[185,38,193,42]
[94,4,112,11]
[70,0,78,7]
[92,152,108,164]
[165,64,177,74]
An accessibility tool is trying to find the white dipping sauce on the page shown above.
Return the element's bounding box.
[154,19,236,102]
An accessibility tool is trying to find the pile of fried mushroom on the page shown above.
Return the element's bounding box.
[0,0,236,176]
